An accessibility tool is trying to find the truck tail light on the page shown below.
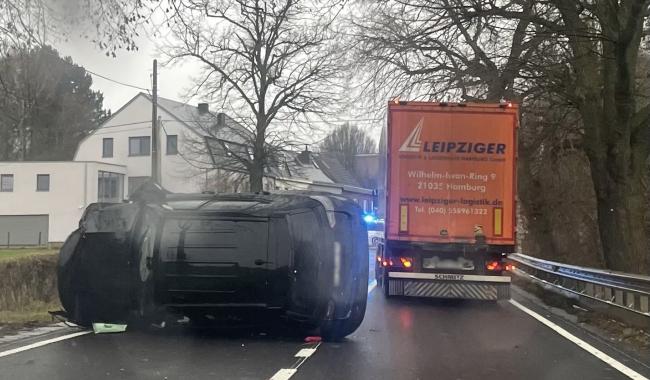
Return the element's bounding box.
[399,204,408,233]
[382,257,412,269]
[400,257,413,268]
[486,261,503,271]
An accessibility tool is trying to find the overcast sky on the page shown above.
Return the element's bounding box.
[52,26,384,145]
[56,34,203,112]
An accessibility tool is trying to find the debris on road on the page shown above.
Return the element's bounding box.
[92,323,127,334]
[304,336,321,343]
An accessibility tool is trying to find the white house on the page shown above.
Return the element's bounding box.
[74,92,219,195]
[0,93,374,245]
[0,161,126,244]
[0,92,218,245]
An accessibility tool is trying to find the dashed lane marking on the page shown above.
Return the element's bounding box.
[269,342,322,380]
[0,330,91,359]
[295,348,317,358]
[270,368,297,380]
[269,278,376,380]
[510,299,648,380]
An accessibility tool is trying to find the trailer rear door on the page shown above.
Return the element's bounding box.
[386,102,518,246]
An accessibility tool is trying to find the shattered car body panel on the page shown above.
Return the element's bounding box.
[58,192,369,339]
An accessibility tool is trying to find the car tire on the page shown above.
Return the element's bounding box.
[57,230,82,316]
[320,297,367,342]
[71,294,92,327]
[320,269,369,342]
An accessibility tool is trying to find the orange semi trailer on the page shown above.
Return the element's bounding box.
[376,101,518,300]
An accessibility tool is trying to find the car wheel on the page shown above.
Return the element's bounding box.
[320,302,366,342]
[71,294,92,327]
[320,270,369,342]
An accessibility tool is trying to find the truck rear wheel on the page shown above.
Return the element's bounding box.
[382,274,391,298]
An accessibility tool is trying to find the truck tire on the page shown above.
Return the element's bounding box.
[383,274,392,298]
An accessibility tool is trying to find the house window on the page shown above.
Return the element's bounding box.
[36,174,50,192]
[128,176,151,197]
[166,135,178,155]
[129,136,151,156]
[1,174,13,192]
[98,171,124,203]
[102,138,114,158]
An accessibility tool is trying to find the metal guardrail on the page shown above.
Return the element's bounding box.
[508,253,650,323]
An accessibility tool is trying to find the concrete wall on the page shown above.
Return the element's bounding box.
[0,161,126,242]
[74,94,209,194]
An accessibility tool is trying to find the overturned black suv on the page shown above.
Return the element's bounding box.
[57,188,369,340]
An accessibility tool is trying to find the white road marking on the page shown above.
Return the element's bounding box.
[368,280,377,294]
[509,299,648,380]
[270,368,297,380]
[0,323,69,345]
[0,330,91,358]
[269,342,321,380]
[295,348,317,358]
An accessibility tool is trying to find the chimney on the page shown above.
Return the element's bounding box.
[216,112,226,127]
[197,102,209,115]
[297,145,311,165]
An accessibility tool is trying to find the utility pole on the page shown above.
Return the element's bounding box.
[151,59,161,184]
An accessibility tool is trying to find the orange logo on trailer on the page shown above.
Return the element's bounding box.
[399,118,424,152]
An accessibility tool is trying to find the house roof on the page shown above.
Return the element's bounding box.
[272,150,363,187]
[74,92,247,159]
[313,153,362,187]
[143,93,217,138]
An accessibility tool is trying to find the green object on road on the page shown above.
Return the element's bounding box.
[92,323,127,334]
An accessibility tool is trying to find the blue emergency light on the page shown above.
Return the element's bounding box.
[363,214,376,223]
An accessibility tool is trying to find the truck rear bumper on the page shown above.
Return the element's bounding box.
[387,272,511,300]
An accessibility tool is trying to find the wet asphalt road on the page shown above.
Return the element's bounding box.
[1,250,648,380]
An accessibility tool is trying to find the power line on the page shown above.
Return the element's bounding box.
[38,49,150,92]
[92,117,383,134]
[89,126,153,136]
[85,68,150,92]
[95,120,152,129]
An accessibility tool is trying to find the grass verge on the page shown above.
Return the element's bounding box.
[0,249,60,331]
[0,248,58,262]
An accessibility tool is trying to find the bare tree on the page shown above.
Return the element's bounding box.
[161,0,345,191]
[354,0,650,272]
[320,122,376,171]
[475,0,650,272]
[0,0,157,55]
[351,0,548,107]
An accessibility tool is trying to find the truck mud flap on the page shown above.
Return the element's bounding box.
[387,274,510,300]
